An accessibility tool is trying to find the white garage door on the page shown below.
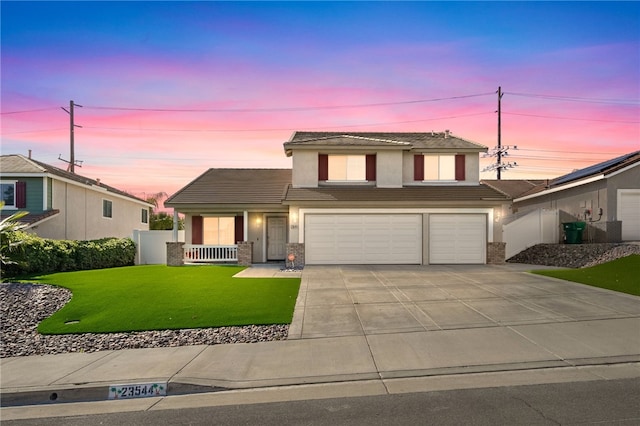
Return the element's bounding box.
[429,214,486,264]
[305,214,422,264]
[619,190,640,241]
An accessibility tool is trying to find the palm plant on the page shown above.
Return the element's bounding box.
[0,201,29,269]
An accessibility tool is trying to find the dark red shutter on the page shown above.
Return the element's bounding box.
[191,216,203,244]
[365,154,376,181]
[455,154,466,181]
[15,181,27,208]
[414,155,424,181]
[318,154,328,181]
[234,216,244,243]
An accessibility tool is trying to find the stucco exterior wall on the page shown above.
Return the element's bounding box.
[376,151,403,188]
[34,180,148,240]
[291,151,318,188]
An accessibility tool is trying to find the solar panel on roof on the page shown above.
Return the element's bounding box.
[551,151,639,187]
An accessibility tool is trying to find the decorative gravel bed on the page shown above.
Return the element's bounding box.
[0,282,288,358]
[507,243,640,268]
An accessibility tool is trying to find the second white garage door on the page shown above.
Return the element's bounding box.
[618,190,640,241]
[429,214,486,264]
[305,214,422,264]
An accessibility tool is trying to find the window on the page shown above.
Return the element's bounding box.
[424,155,455,180]
[141,209,149,224]
[1,182,15,207]
[103,199,113,218]
[1,181,27,209]
[203,217,235,245]
[414,154,465,181]
[319,154,376,181]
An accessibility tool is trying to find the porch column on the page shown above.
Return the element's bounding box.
[172,209,179,242]
[243,210,248,242]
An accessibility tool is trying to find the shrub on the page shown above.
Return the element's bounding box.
[2,232,136,278]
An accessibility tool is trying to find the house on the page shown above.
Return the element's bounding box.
[484,151,640,244]
[0,154,153,240]
[165,131,511,266]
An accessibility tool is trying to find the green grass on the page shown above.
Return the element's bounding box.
[532,254,640,296]
[27,265,301,334]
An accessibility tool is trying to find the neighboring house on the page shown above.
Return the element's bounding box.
[0,154,152,240]
[485,151,640,243]
[165,131,511,266]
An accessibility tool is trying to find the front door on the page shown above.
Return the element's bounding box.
[267,217,287,260]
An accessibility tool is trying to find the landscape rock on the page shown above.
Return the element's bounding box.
[0,283,288,358]
[507,243,640,268]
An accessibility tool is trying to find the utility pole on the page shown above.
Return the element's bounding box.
[60,100,83,172]
[481,86,517,178]
[497,86,503,180]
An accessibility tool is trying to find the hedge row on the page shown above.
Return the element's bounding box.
[2,231,136,277]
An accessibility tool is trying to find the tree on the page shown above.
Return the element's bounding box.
[143,192,184,230]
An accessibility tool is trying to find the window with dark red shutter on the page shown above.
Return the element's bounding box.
[455,155,466,181]
[15,181,27,208]
[318,154,328,181]
[414,155,424,181]
[366,154,376,181]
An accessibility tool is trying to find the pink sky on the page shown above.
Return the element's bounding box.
[2,2,638,203]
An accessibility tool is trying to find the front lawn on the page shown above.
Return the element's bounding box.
[532,254,640,296]
[28,265,300,334]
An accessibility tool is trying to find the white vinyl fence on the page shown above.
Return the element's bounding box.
[503,209,559,259]
[133,230,185,265]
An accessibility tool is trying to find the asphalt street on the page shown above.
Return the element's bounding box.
[4,378,639,426]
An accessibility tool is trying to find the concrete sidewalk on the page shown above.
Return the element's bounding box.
[2,264,640,414]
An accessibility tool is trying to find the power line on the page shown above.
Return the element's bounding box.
[503,111,639,124]
[0,107,61,115]
[1,128,67,135]
[507,92,639,105]
[82,92,495,113]
[82,111,493,133]
[516,148,625,156]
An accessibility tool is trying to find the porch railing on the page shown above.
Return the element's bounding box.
[183,244,238,263]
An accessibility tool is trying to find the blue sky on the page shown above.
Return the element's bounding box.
[2,1,638,197]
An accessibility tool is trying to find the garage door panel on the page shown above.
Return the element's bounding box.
[619,191,640,241]
[305,214,422,264]
[430,214,486,264]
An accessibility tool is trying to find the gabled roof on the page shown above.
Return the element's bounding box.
[549,151,640,187]
[481,179,546,198]
[165,169,292,206]
[514,151,640,202]
[0,154,150,205]
[283,184,509,204]
[284,131,487,156]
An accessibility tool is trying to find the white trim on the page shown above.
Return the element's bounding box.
[0,180,18,209]
[243,210,248,242]
[606,160,640,179]
[42,177,48,210]
[514,174,604,203]
[299,208,494,243]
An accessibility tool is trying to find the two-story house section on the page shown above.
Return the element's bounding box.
[0,154,152,240]
[166,131,511,266]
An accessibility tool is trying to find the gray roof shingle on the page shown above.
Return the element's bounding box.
[283,184,509,204]
[284,131,488,155]
[165,169,293,206]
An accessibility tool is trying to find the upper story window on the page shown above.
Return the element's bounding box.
[141,209,149,224]
[414,154,465,181]
[103,199,113,218]
[319,154,376,182]
[1,181,26,209]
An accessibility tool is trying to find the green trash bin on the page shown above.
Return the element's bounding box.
[563,222,586,244]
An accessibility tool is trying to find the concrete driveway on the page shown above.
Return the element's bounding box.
[289,264,640,340]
